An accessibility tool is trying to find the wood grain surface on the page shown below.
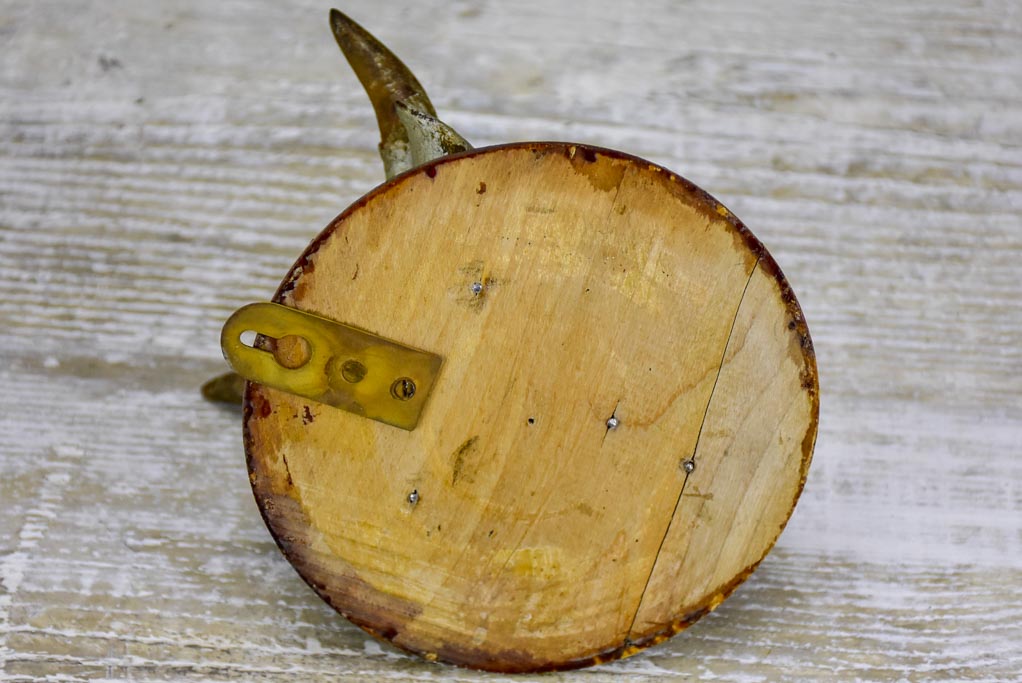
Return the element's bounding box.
[1,0,1020,681]
[244,142,817,671]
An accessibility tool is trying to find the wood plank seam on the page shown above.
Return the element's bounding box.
[625,257,761,641]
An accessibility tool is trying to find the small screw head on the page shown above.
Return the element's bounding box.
[682,460,696,474]
[272,335,311,370]
[407,489,419,505]
[606,416,620,430]
[340,359,367,384]
[470,281,484,295]
[391,377,416,401]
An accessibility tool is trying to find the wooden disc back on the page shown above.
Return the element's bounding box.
[244,142,819,672]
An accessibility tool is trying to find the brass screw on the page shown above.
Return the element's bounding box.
[391,377,416,400]
[340,359,367,383]
[273,335,311,369]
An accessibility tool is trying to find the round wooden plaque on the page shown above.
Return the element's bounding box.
[244,142,819,672]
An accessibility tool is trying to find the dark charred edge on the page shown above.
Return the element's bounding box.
[245,140,820,674]
[421,595,718,674]
[436,561,766,675]
[244,385,286,561]
[271,140,811,307]
[610,492,811,664]
[244,384,425,657]
[308,563,424,647]
[753,244,820,510]
[624,558,765,653]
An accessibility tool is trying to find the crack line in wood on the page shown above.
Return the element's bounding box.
[623,257,760,640]
[602,400,622,445]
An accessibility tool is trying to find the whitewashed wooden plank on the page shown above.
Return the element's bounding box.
[2,0,1021,680]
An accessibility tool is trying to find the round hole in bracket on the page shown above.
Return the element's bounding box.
[240,330,257,347]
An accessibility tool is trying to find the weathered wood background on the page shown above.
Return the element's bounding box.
[1,0,1019,680]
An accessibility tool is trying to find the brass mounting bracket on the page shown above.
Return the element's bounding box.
[220,303,442,430]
